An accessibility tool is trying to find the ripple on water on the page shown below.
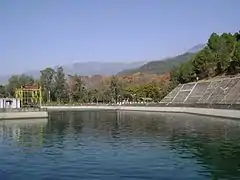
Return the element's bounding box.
[0,111,240,179]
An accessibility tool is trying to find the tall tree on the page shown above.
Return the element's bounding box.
[109,76,123,103]
[207,33,235,74]
[68,74,85,102]
[231,41,240,73]
[193,47,215,79]
[177,61,195,84]
[233,41,240,62]
[40,68,55,103]
[19,74,35,86]
[53,66,68,102]
[6,74,34,97]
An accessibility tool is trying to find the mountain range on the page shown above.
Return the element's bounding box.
[117,52,196,76]
[0,44,205,84]
[0,61,146,84]
[117,44,205,76]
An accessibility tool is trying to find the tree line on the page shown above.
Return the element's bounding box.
[1,30,239,104]
[0,66,171,104]
[171,31,240,85]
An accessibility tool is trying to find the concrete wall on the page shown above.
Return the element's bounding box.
[0,111,48,120]
[42,105,240,119]
[160,76,240,106]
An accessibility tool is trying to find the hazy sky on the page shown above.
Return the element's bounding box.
[0,0,239,75]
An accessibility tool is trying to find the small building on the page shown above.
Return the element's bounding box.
[0,98,21,109]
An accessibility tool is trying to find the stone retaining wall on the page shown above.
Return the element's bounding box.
[160,76,240,108]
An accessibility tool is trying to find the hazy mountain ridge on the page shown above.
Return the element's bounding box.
[0,44,204,84]
[63,61,146,76]
[117,44,205,76]
[0,61,146,84]
[187,44,206,53]
[117,53,196,76]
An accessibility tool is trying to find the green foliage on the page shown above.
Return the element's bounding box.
[176,60,196,84]
[40,67,55,102]
[6,74,35,97]
[1,66,171,104]
[109,76,122,103]
[0,85,6,97]
[53,66,68,103]
[68,74,86,102]
[140,82,162,101]
[233,41,240,63]
[193,47,215,78]
[172,30,240,85]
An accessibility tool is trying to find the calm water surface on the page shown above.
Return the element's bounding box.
[1,111,240,180]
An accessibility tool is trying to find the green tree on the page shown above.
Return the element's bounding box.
[193,47,215,79]
[109,76,123,103]
[142,82,161,101]
[6,75,19,97]
[170,31,240,86]
[6,74,35,97]
[207,33,235,74]
[207,33,224,74]
[40,67,55,103]
[87,89,99,103]
[177,61,196,84]
[19,74,35,86]
[229,41,240,73]
[68,74,85,103]
[228,32,240,73]
[218,33,235,73]
[233,41,240,62]
[0,85,6,97]
[53,66,68,103]
[169,67,181,88]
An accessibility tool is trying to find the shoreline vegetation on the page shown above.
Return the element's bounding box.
[0,31,240,105]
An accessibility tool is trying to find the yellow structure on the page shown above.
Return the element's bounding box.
[15,85,42,108]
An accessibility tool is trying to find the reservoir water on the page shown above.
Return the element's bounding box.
[0,111,240,180]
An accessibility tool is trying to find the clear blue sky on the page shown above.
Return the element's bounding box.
[0,0,239,75]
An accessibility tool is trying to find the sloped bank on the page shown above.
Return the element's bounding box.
[42,105,240,120]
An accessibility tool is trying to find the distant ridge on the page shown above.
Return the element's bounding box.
[0,44,205,84]
[117,44,204,76]
[0,61,146,84]
[187,44,206,53]
[117,52,196,76]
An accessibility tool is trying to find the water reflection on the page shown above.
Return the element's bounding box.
[0,119,47,148]
[0,111,240,179]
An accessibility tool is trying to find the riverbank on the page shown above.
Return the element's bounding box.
[42,105,240,119]
[0,111,48,120]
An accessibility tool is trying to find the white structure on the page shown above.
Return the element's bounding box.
[0,98,21,109]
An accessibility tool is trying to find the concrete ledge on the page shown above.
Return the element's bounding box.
[118,106,240,119]
[42,106,116,111]
[0,111,48,120]
[42,106,240,119]
[0,118,48,125]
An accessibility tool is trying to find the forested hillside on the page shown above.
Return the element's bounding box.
[118,52,196,75]
[171,31,240,85]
